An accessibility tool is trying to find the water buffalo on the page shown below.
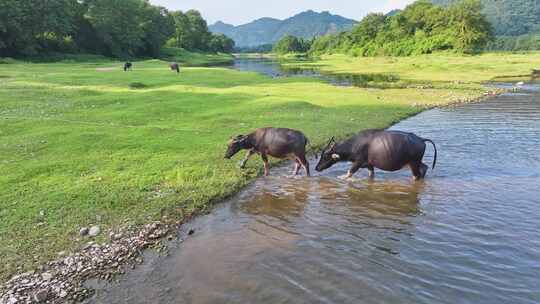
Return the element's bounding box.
[124,62,132,71]
[225,127,310,177]
[170,63,180,73]
[315,129,437,180]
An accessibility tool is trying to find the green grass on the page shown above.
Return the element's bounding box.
[286,52,540,84]
[0,53,537,282]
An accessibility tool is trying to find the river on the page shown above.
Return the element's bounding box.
[86,59,540,304]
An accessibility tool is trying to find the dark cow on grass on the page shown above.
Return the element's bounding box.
[170,63,180,73]
[315,129,437,180]
[124,62,132,71]
[225,127,310,177]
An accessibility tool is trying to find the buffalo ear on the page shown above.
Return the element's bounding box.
[332,153,340,160]
[232,135,245,142]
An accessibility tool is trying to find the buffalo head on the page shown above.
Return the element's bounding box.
[225,135,249,159]
[315,137,341,172]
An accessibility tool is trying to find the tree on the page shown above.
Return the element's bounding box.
[209,34,235,53]
[170,10,213,51]
[447,0,493,53]
[139,5,175,57]
[185,10,212,51]
[273,35,311,54]
[309,0,493,56]
[0,0,81,56]
[85,0,146,57]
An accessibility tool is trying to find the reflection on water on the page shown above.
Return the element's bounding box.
[231,58,400,87]
[88,83,540,304]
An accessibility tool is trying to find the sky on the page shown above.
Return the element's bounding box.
[149,0,415,26]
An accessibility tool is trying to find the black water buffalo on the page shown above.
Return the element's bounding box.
[170,63,180,73]
[315,129,437,180]
[124,62,132,71]
[225,127,310,176]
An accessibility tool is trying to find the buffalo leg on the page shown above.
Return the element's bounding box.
[341,162,362,179]
[297,154,310,177]
[368,165,375,179]
[410,162,424,180]
[240,149,255,168]
[261,154,270,176]
[292,159,301,176]
[419,162,428,178]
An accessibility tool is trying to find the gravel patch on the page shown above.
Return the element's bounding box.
[0,221,176,303]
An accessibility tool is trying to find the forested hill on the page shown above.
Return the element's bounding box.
[209,10,357,47]
[432,0,540,36]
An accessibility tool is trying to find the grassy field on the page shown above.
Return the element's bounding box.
[0,53,537,282]
[284,52,540,84]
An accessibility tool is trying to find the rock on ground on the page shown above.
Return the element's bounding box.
[88,226,100,237]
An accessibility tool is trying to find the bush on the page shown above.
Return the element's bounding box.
[0,58,17,64]
[128,82,148,89]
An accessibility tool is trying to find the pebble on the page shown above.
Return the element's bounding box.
[59,290,68,298]
[88,225,101,237]
[7,296,18,304]
[41,272,53,281]
[79,227,89,236]
[33,289,49,302]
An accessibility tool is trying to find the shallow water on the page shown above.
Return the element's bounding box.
[87,82,540,304]
[230,58,400,87]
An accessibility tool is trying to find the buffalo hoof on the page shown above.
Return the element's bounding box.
[338,174,353,180]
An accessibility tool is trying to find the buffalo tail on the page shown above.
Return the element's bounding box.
[423,139,438,170]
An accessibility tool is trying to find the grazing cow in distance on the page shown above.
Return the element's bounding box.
[315,129,437,180]
[170,63,180,73]
[225,127,310,177]
[124,62,132,71]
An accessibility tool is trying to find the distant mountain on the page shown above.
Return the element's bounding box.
[209,10,357,47]
[386,9,402,17]
[432,0,540,36]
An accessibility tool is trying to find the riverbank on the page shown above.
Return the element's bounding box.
[283,52,540,85]
[0,53,537,300]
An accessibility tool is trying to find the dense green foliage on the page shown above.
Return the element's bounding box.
[167,10,234,53]
[309,0,493,56]
[486,35,540,51]
[433,0,540,37]
[209,10,356,47]
[273,35,312,54]
[0,0,234,58]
